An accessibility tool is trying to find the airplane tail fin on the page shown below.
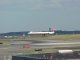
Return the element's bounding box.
[49,27,56,32]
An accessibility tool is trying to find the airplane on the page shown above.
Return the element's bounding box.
[28,31,55,35]
[28,27,55,35]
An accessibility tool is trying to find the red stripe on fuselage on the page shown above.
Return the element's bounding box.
[29,32,49,34]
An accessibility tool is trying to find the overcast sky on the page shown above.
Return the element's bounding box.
[0,0,80,33]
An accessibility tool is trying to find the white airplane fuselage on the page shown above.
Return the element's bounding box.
[28,31,55,35]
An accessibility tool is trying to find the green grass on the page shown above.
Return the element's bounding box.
[0,41,11,44]
[17,48,80,54]
[0,34,80,45]
[1,34,80,41]
[18,48,57,54]
[24,34,80,41]
[0,34,80,54]
[51,34,80,40]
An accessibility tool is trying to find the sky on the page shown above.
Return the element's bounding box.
[0,0,80,33]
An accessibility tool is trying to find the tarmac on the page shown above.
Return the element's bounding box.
[0,39,80,60]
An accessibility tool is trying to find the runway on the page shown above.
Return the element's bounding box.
[32,42,80,45]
